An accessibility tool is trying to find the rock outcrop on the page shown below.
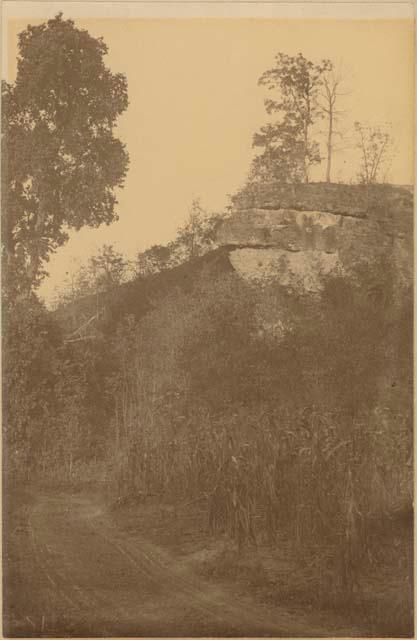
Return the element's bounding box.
[218,183,413,292]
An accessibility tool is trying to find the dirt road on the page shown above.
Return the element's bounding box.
[4,489,357,638]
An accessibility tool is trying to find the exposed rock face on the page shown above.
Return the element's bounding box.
[230,181,412,219]
[218,208,342,253]
[229,247,341,291]
[218,184,413,292]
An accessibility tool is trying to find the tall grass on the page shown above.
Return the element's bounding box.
[110,399,411,587]
[107,265,412,601]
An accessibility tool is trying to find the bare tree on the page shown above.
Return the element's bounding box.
[354,122,393,184]
[318,64,350,183]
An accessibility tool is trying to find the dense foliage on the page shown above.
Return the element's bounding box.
[252,53,331,184]
[103,254,412,594]
[1,14,129,295]
[3,295,116,482]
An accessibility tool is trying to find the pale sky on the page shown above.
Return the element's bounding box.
[5,15,414,304]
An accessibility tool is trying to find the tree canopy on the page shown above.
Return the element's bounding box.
[2,14,129,296]
[251,53,330,184]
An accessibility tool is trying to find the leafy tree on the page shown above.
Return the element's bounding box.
[134,200,225,277]
[354,121,393,184]
[89,244,130,292]
[251,122,309,184]
[252,53,330,184]
[175,199,223,260]
[135,243,180,277]
[52,245,130,317]
[2,14,129,296]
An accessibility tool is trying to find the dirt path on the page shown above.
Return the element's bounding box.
[4,489,359,637]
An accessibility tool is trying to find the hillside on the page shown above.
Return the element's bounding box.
[55,183,413,338]
[6,182,413,637]
[54,245,236,337]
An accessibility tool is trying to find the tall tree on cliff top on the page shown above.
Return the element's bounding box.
[318,64,350,183]
[251,53,331,184]
[1,14,129,297]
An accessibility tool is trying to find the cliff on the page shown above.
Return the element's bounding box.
[55,183,412,337]
[218,183,413,292]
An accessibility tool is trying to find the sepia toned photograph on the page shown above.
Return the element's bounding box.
[1,2,414,637]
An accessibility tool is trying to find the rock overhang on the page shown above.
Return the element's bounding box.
[216,190,412,292]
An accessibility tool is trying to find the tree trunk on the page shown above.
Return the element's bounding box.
[27,251,41,292]
[27,205,46,292]
[304,123,309,184]
[326,112,333,183]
